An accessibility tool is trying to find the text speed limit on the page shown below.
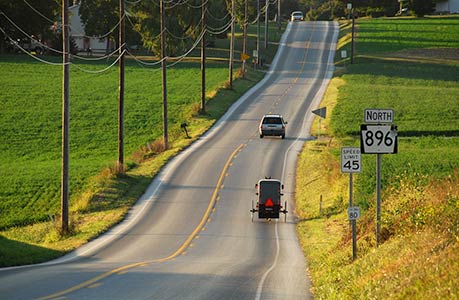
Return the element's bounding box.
[360,124,398,154]
[341,147,361,173]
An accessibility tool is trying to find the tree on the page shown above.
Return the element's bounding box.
[79,0,119,53]
[129,0,229,56]
[409,0,435,17]
[0,0,59,53]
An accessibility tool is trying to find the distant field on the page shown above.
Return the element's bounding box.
[331,61,459,137]
[356,17,459,54]
[0,55,228,229]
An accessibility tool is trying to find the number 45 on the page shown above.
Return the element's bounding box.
[344,160,360,170]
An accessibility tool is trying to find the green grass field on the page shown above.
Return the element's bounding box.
[336,16,459,64]
[0,56,229,229]
[0,19,286,230]
[356,17,459,54]
[0,22,283,266]
[296,16,459,299]
[330,16,459,209]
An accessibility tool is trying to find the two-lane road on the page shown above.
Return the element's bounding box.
[0,21,338,300]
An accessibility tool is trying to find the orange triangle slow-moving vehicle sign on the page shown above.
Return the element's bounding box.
[265,198,274,207]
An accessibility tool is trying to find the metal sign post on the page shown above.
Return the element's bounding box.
[376,153,382,246]
[341,147,361,260]
[360,109,398,247]
[312,107,327,138]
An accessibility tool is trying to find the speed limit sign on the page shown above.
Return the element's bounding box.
[348,206,360,220]
[360,124,398,154]
[341,147,361,173]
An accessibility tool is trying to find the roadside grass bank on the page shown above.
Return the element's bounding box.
[296,17,459,299]
[0,22,283,267]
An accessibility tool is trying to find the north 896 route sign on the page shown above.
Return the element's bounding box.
[360,124,398,154]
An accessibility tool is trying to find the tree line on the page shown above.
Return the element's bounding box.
[0,0,437,55]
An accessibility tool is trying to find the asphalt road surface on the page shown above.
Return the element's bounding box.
[0,20,338,300]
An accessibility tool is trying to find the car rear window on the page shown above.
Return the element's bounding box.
[263,117,282,124]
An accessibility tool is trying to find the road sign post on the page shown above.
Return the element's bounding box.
[360,109,398,247]
[312,107,326,138]
[341,147,361,260]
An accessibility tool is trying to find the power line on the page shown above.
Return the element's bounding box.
[21,0,125,40]
[125,49,165,67]
[165,18,202,40]
[167,28,205,67]
[22,0,54,23]
[206,9,230,22]
[185,0,209,9]
[0,26,66,66]
[72,50,126,73]
[1,11,127,61]
[206,17,234,35]
[125,13,164,41]
[1,24,128,74]
[71,46,123,61]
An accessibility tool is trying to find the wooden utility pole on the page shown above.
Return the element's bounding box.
[118,0,125,174]
[229,0,235,87]
[277,0,281,32]
[242,0,247,77]
[257,0,260,66]
[61,0,70,234]
[160,0,168,148]
[351,8,355,64]
[264,0,268,49]
[200,0,206,112]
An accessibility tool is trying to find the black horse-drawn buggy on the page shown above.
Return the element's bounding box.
[250,178,288,222]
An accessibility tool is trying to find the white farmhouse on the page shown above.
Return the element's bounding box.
[435,0,459,13]
[69,3,113,53]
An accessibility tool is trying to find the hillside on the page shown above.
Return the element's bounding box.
[296,16,459,299]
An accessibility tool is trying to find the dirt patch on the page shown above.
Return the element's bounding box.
[389,48,459,61]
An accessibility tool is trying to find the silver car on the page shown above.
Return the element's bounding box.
[290,11,304,22]
[259,114,287,139]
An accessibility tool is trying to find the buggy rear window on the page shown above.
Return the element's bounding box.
[259,181,281,204]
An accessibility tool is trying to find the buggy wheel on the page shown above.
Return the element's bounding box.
[251,200,254,222]
[284,200,288,223]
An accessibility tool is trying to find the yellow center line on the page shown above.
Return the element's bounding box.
[38,143,245,300]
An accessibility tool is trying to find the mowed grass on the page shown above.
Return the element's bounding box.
[0,56,229,229]
[356,16,459,54]
[297,16,459,299]
[0,22,283,266]
[330,62,459,136]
